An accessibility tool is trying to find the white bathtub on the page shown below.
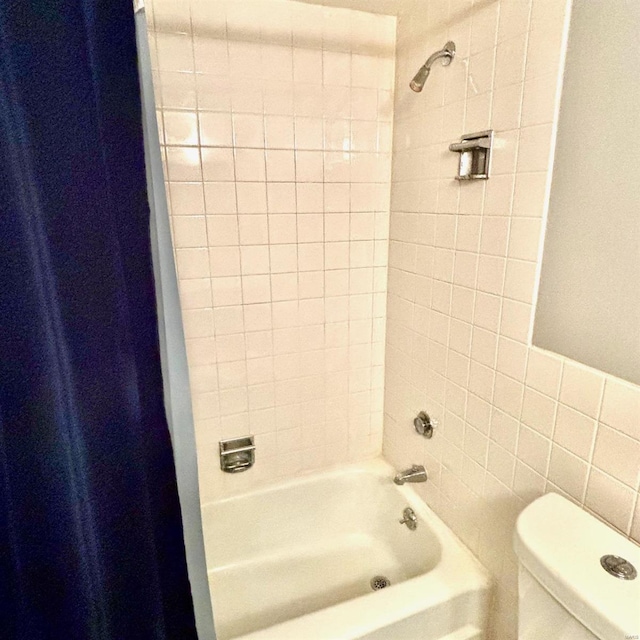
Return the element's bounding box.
[202,459,491,640]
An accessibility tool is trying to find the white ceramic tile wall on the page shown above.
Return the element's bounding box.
[383,1,640,638]
[146,0,396,501]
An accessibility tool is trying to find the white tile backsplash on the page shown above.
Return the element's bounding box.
[148,0,395,502]
[383,1,640,639]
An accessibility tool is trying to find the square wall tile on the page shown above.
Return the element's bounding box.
[201,148,235,181]
[199,112,233,147]
[559,362,605,419]
[164,111,199,146]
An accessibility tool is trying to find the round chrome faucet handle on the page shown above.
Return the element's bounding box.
[414,411,437,438]
[399,507,418,530]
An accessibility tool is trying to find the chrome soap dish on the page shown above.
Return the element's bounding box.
[219,436,255,473]
[449,130,494,180]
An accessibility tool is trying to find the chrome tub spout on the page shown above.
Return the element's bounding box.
[393,464,428,485]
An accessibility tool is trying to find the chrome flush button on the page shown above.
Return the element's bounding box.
[600,554,637,580]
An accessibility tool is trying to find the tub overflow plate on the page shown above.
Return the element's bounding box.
[600,554,637,580]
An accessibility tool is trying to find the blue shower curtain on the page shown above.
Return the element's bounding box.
[0,1,198,638]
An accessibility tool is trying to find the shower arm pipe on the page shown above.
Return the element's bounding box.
[422,43,455,71]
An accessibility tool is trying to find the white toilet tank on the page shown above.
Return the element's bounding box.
[514,493,640,640]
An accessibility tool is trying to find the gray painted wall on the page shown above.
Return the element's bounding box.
[534,0,640,384]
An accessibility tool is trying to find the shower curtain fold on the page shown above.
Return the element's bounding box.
[0,1,198,638]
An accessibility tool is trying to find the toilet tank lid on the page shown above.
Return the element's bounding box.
[514,493,640,640]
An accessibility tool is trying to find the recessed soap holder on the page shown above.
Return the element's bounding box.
[219,436,255,473]
[449,130,493,180]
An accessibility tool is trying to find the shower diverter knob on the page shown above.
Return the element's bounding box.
[414,411,437,438]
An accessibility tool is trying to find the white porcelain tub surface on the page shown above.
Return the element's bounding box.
[202,458,490,640]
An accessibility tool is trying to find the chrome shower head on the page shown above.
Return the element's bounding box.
[409,65,431,92]
[409,41,456,93]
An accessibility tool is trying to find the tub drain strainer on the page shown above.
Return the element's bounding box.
[370,575,391,591]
